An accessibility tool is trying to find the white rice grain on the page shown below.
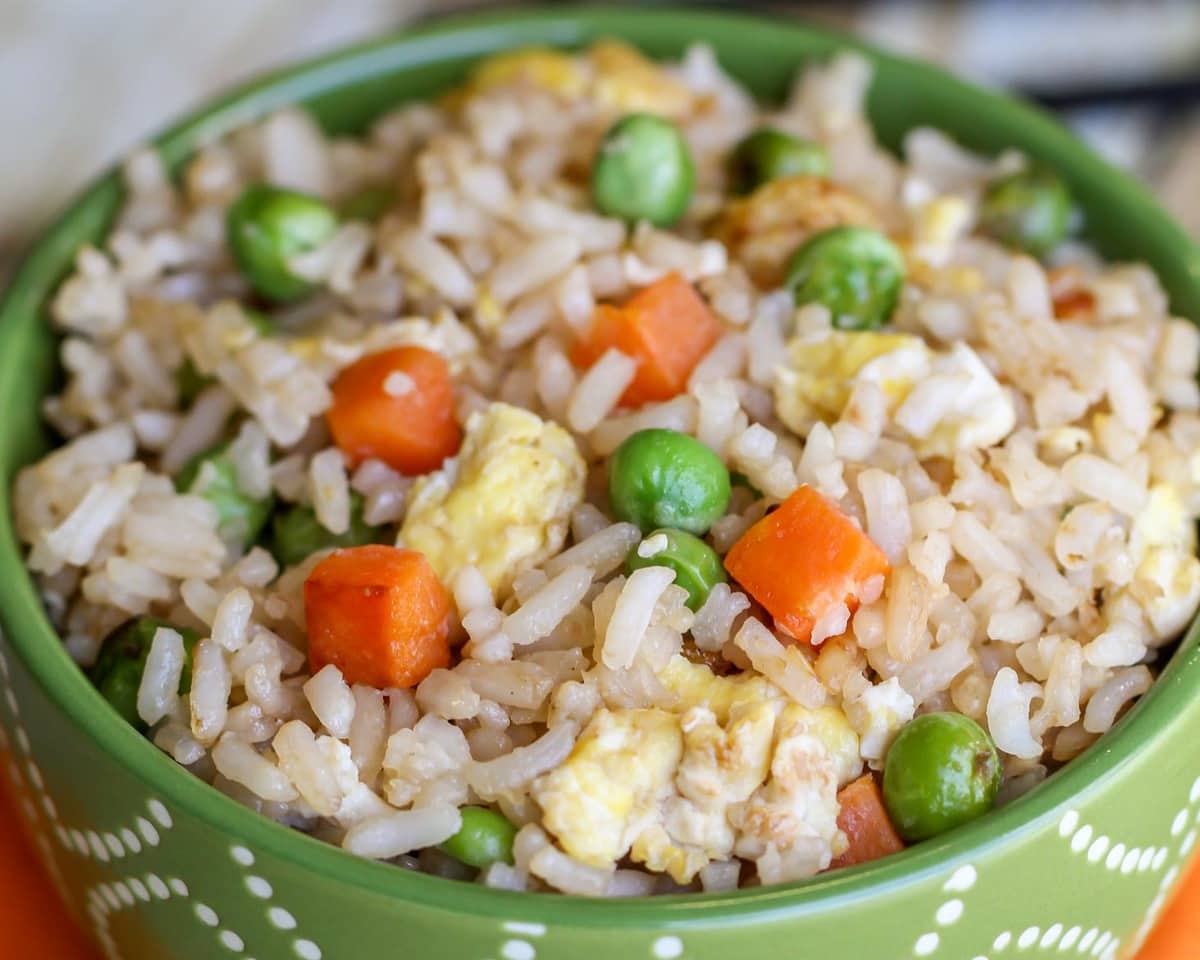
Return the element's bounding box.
[590,396,698,458]
[601,566,677,670]
[309,448,351,537]
[468,725,576,800]
[343,807,463,860]
[211,587,254,653]
[503,565,593,646]
[211,732,298,803]
[1083,665,1153,733]
[416,668,482,721]
[161,385,237,475]
[349,685,387,784]
[986,667,1043,759]
[304,664,357,739]
[489,235,582,305]
[189,639,231,746]
[1061,453,1148,518]
[858,469,912,565]
[137,627,185,727]
[733,617,827,708]
[567,348,637,434]
[544,523,641,579]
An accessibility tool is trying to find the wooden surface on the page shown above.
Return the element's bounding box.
[0,776,1193,959]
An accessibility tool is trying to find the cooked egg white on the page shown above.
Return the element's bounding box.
[534,658,861,883]
[534,707,682,868]
[399,402,585,595]
[893,341,1016,458]
[1128,483,1200,639]
[774,330,932,436]
[911,195,972,268]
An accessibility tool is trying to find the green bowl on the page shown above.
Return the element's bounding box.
[1,8,1198,960]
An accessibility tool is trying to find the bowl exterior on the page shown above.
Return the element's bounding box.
[1,8,1199,960]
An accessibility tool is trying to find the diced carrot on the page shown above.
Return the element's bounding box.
[829,774,905,869]
[571,272,721,407]
[1052,288,1095,321]
[304,545,452,689]
[723,485,890,643]
[327,345,462,475]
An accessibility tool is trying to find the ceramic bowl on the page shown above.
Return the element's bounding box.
[1,8,1198,960]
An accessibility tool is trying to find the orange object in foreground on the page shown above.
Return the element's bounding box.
[571,271,721,407]
[327,345,462,476]
[1137,852,1200,960]
[305,545,452,688]
[829,774,905,870]
[724,485,890,643]
[0,769,100,958]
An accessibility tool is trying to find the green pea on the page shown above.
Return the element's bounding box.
[608,429,731,536]
[226,184,338,301]
[882,712,1001,843]
[592,113,695,228]
[728,128,830,195]
[269,491,386,568]
[626,529,726,611]
[438,806,517,869]
[785,225,906,331]
[979,168,1073,258]
[176,441,275,550]
[90,618,200,731]
[176,310,275,407]
[341,184,397,223]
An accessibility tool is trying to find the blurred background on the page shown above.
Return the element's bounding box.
[4,0,1200,267]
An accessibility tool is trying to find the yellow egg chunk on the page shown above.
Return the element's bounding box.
[468,47,588,99]
[910,194,972,267]
[588,40,693,116]
[657,654,781,722]
[773,330,932,435]
[399,402,585,595]
[1128,484,1200,638]
[533,708,682,867]
[535,656,862,883]
[899,342,1016,458]
[464,41,692,116]
[731,703,861,883]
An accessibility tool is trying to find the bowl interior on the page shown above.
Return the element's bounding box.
[1,4,1199,927]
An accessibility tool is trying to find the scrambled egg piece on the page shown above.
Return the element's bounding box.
[1127,484,1200,639]
[534,658,861,883]
[842,677,915,764]
[910,195,972,268]
[534,708,682,867]
[399,403,585,594]
[466,41,691,116]
[473,288,505,334]
[468,47,588,100]
[588,40,693,116]
[714,176,880,286]
[774,330,932,436]
[774,331,1015,457]
[657,653,781,721]
[731,704,860,883]
[897,342,1016,458]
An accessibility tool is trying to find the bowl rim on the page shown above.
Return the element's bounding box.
[1,3,1199,929]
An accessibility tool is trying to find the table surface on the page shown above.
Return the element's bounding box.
[0,779,1193,959]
